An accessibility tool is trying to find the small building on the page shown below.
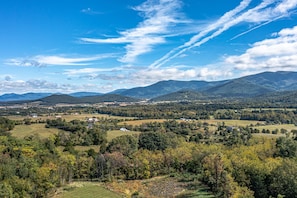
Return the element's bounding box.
[120,127,129,132]
[87,117,98,129]
[31,113,38,118]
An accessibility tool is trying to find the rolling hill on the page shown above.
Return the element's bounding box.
[0,93,52,102]
[121,71,297,99]
[1,71,297,103]
[37,94,140,105]
[204,79,274,97]
[150,90,209,102]
[120,80,227,99]
[239,71,297,91]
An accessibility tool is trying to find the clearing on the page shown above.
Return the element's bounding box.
[54,175,214,198]
[53,182,121,198]
[10,123,59,139]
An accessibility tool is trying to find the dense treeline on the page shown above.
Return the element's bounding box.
[97,103,213,119]
[215,109,297,124]
[0,134,77,197]
[0,117,14,133]
[46,118,107,147]
[96,102,297,124]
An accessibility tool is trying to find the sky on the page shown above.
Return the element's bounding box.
[1,0,297,94]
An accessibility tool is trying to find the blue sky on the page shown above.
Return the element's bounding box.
[1,0,297,94]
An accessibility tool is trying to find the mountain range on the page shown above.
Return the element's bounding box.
[1,71,297,103]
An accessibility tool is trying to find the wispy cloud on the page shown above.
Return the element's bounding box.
[127,66,233,86]
[81,8,102,15]
[225,25,297,71]
[63,66,130,81]
[0,78,110,93]
[0,79,67,93]
[80,0,186,63]
[6,54,114,67]
[150,0,297,68]
[64,67,120,76]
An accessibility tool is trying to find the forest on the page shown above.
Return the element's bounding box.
[0,100,297,197]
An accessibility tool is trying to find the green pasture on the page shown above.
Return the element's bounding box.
[107,130,141,142]
[6,113,133,122]
[54,182,121,198]
[10,123,59,139]
[10,123,140,143]
[120,118,265,127]
[74,145,101,152]
[253,124,297,132]
[118,119,167,126]
[45,113,133,122]
[200,119,265,127]
[243,108,296,112]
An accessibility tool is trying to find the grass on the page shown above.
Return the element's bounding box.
[107,130,141,142]
[177,187,215,198]
[53,113,133,122]
[74,145,101,152]
[200,119,265,127]
[10,123,140,144]
[243,108,296,112]
[118,119,167,126]
[105,175,215,198]
[253,124,297,131]
[6,113,133,122]
[10,123,60,139]
[120,118,265,127]
[53,182,122,198]
[252,133,285,138]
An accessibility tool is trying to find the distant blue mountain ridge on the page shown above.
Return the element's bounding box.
[1,71,297,102]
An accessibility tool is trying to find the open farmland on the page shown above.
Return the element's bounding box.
[11,124,141,143]
[252,124,297,134]
[46,113,134,122]
[107,130,141,142]
[118,119,168,126]
[53,182,121,198]
[201,119,265,127]
[10,123,60,139]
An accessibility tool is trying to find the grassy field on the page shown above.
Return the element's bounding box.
[51,113,134,122]
[243,108,296,112]
[10,123,140,144]
[201,119,265,127]
[52,176,214,198]
[74,145,101,152]
[252,133,285,138]
[53,182,122,198]
[253,124,297,132]
[118,119,167,126]
[120,118,265,127]
[10,123,60,139]
[5,113,134,122]
[105,175,215,198]
[107,130,141,142]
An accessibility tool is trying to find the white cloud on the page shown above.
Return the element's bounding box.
[128,66,232,86]
[80,0,186,63]
[6,54,114,67]
[64,67,120,76]
[0,79,110,94]
[81,8,102,15]
[150,0,297,68]
[225,25,297,71]
[150,0,252,68]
